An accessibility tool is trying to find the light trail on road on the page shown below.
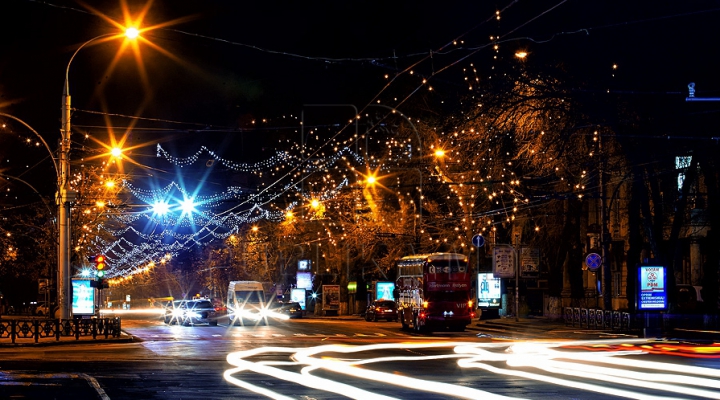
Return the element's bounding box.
[224,339,720,399]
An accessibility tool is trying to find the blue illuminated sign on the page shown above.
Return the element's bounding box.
[376,282,395,301]
[637,265,667,311]
[72,279,95,315]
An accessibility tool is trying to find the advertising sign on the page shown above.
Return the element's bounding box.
[298,259,311,271]
[637,265,667,310]
[375,281,395,301]
[71,279,95,315]
[492,246,515,278]
[291,288,307,310]
[520,247,540,277]
[296,272,313,290]
[322,285,340,310]
[477,273,502,308]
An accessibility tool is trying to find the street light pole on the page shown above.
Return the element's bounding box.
[58,32,131,319]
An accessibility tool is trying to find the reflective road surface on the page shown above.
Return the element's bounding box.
[1,312,720,399]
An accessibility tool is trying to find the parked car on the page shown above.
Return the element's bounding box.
[34,302,56,317]
[273,301,303,319]
[365,300,398,322]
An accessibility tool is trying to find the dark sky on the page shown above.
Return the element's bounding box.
[3,1,720,128]
[2,0,720,196]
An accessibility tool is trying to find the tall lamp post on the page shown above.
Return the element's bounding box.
[58,29,138,319]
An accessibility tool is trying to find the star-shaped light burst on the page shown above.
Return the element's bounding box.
[179,196,197,218]
[151,200,170,216]
[80,0,198,174]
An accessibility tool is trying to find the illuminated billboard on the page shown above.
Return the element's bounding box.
[72,279,95,315]
[291,288,307,310]
[375,281,395,301]
[477,273,502,308]
[298,259,311,271]
[296,272,312,290]
[637,265,667,310]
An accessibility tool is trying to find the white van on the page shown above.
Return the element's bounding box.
[227,281,268,325]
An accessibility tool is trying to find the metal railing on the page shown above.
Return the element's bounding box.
[0,317,121,344]
[564,307,631,331]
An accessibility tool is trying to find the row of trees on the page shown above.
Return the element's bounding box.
[2,58,718,317]
[153,63,718,315]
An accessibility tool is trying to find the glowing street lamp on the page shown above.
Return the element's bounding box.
[125,27,140,39]
[57,28,140,319]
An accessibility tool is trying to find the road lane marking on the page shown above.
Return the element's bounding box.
[0,371,110,400]
[80,373,111,400]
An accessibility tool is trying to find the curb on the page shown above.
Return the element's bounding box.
[0,331,137,347]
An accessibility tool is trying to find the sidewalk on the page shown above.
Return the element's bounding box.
[309,312,640,340]
[471,316,630,340]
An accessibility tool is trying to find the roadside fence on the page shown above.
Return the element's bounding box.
[0,317,121,344]
[564,307,632,331]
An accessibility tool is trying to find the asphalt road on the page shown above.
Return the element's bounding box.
[1,314,719,399]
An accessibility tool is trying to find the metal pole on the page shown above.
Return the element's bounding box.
[58,33,113,320]
[515,237,519,322]
[58,88,72,320]
[599,134,612,310]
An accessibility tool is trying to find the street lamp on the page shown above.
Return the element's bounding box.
[58,29,139,319]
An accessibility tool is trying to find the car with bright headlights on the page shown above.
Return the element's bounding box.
[163,299,219,326]
[163,300,186,324]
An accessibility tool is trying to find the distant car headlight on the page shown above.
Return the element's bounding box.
[186,311,201,318]
[171,309,184,317]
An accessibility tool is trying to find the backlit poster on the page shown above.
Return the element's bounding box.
[637,265,667,310]
[291,288,307,310]
[375,281,395,301]
[477,273,502,308]
[296,272,312,290]
[72,279,95,315]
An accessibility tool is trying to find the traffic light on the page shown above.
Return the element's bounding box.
[95,255,106,278]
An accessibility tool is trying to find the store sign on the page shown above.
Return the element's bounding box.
[637,265,667,310]
[477,273,502,308]
[72,279,95,315]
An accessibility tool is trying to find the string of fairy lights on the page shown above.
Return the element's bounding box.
[79,3,610,281]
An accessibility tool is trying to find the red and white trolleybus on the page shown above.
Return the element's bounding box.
[396,253,475,332]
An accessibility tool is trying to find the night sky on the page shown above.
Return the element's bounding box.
[2,0,720,202]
